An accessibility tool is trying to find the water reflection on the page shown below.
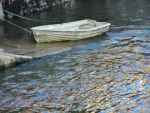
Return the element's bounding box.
[1,0,150,54]
[0,28,150,112]
[0,0,150,113]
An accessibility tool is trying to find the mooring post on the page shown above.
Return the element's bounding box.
[0,0,4,20]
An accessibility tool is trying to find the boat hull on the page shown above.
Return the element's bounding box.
[31,20,111,43]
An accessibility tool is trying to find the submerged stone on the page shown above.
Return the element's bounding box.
[0,52,32,69]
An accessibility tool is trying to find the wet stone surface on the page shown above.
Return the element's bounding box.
[0,28,150,113]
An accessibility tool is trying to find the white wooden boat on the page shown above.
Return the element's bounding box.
[31,19,111,43]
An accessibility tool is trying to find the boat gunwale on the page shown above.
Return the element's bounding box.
[31,23,111,33]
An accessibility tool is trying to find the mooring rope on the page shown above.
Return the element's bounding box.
[0,9,40,35]
[3,9,56,23]
[1,9,61,34]
[3,19,32,34]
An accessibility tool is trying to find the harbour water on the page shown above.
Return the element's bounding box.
[1,0,150,112]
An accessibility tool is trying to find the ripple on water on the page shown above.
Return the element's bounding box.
[0,28,150,112]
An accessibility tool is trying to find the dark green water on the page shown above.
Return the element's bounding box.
[1,0,150,112]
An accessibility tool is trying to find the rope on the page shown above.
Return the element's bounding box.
[2,19,32,34]
[3,9,55,23]
[1,9,63,35]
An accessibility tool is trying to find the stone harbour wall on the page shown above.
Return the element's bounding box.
[2,0,72,16]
